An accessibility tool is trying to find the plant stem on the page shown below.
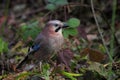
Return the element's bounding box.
[90,0,114,62]
[1,0,10,35]
[110,0,117,57]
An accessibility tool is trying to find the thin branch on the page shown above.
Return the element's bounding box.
[43,11,51,19]
[90,0,114,62]
[64,6,67,21]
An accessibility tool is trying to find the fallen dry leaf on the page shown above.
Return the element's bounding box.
[80,48,105,62]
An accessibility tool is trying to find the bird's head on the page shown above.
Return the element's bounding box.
[44,20,68,35]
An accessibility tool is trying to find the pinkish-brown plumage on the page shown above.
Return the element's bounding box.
[16,20,68,69]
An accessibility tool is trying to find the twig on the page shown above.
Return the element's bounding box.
[90,0,114,62]
[43,11,51,19]
[64,6,67,21]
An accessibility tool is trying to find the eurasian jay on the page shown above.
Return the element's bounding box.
[16,20,68,69]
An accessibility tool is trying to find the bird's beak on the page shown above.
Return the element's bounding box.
[62,23,69,28]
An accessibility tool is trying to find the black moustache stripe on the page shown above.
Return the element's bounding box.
[55,27,61,32]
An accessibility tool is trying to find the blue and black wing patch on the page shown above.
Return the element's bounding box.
[16,44,40,69]
[32,44,40,51]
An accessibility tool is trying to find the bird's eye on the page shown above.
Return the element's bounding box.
[54,24,59,27]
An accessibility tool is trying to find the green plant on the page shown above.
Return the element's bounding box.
[45,0,68,11]
[19,21,41,40]
[110,0,117,58]
[41,63,50,80]
[61,71,83,80]
[63,18,80,38]
[0,38,8,54]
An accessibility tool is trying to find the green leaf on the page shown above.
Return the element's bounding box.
[22,28,40,40]
[55,0,68,6]
[67,18,80,28]
[63,29,69,38]
[48,0,68,6]
[0,38,8,53]
[48,0,56,3]
[61,71,82,76]
[15,71,36,80]
[20,21,41,40]
[21,24,27,31]
[45,4,56,11]
[63,28,78,38]
[41,63,50,80]
[61,71,82,80]
[46,0,68,11]
[68,28,78,36]
[99,44,106,53]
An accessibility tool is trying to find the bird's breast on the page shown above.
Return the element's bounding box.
[48,35,64,51]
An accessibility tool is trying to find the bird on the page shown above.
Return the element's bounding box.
[16,20,68,69]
